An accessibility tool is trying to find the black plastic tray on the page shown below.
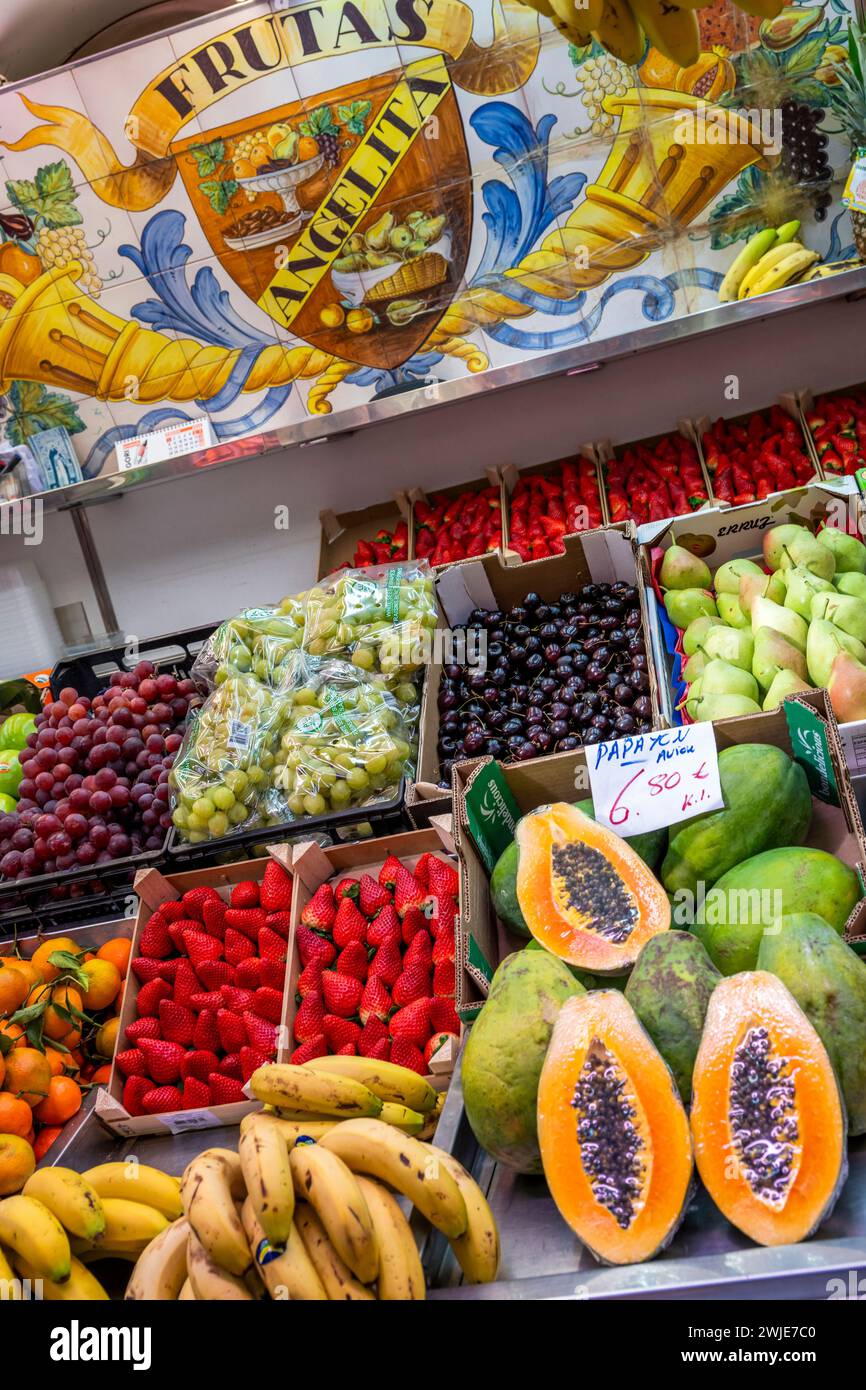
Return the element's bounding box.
[0,832,168,937]
[50,623,216,699]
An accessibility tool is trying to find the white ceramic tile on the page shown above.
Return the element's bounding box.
[0,72,91,187]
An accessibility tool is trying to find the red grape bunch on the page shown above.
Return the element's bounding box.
[0,663,200,884]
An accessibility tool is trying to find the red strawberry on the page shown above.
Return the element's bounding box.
[196,959,238,991]
[182,1076,211,1110]
[427,856,459,898]
[181,886,222,921]
[358,1015,389,1056]
[401,906,428,947]
[368,938,402,988]
[115,1048,148,1077]
[336,1043,357,1056]
[240,1046,270,1082]
[413,852,434,888]
[202,899,227,939]
[322,971,363,1018]
[378,855,402,890]
[142,1085,183,1115]
[432,925,455,964]
[218,1053,242,1080]
[265,911,292,941]
[332,899,368,949]
[369,1037,391,1062]
[208,1074,246,1105]
[230,880,260,909]
[296,927,336,968]
[297,960,324,1000]
[217,1008,247,1053]
[392,963,431,1009]
[220,985,256,1014]
[235,957,264,990]
[336,940,368,982]
[425,1030,458,1066]
[368,905,401,948]
[259,926,287,963]
[301,883,336,930]
[193,1009,220,1052]
[124,1016,161,1044]
[224,927,257,967]
[393,865,425,918]
[167,921,191,953]
[291,1034,328,1064]
[359,873,391,918]
[189,990,224,1013]
[155,959,181,983]
[138,1038,186,1084]
[183,929,223,968]
[259,958,286,992]
[225,908,265,942]
[139,915,172,959]
[122,1075,152,1117]
[158,1000,195,1047]
[136,978,172,1017]
[334,876,359,903]
[433,959,456,998]
[253,986,283,1023]
[403,930,432,970]
[260,859,293,912]
[359,976,391,1024]
[294,991,326,1043]
[429,997,460,1034]
[389,998,432,1047]
[429,892,456,937]
[181,1049,220,1082]
[172,960,200,1009]
[159,901,187,924]
[132,956,165,984]
[323,1015,361,1051]
[390,1038,426,1075]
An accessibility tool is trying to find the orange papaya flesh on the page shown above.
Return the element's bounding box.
[515,803,670,974]
[690,972,847,1248]
[538,991,694,1265]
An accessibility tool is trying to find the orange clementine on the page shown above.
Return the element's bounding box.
[58,1029,82,1053]
[0,962,28,1014]
[43,1047,67,1077]
[34,1075,82,1126]
[33,1126,62,1162]
[31,937,81,983]
[0,1133,35,1194]
[0,1021,24,1050]
[0,1053,4,1089]
[0,958,43,990]
[37,984,83,1042]
[3,1047,51,1107]
[95,1016,120,1059]
[80,958,121,1011]
[97,937,131,979]
[0,1092,33,1138]
[23,1126,34,1147]
[90,1064,112,1085]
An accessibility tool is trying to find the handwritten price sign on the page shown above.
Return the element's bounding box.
[586,724,724,837]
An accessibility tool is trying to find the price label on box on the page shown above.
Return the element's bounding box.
[115,418,215,471]
[587,724,724,837]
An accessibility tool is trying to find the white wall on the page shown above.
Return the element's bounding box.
[2,290,865,656]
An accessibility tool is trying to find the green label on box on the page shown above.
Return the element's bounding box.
[463,761,521,873]
[467,933,494,985]
[856,467,866,498]
[785,699,839,805]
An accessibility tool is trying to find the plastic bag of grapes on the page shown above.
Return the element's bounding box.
[266,657,416,823]
[169,674,290,842]
[191,597,307,692]
[302,561,437,677]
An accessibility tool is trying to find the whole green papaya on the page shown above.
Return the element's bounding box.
[625,931,720,1103]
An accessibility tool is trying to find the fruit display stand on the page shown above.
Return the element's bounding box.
[318,496,412,578]
[694,395,822,507]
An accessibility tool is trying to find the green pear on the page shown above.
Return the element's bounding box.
[820,593,866,644]
[837,572,866,600]
[683,650,709,682]
[806,618,866,687]
[664,588,717,629]
[713,557,765,595]
[702,625,754,671]
[660,544,712,590]
[701,658,759,703]
[784,564,834,620]
[761,668,811,711]
[828,651,866,722]
[750,596,808,653]
[682,615,723,657]
[716,594,750,629]
[779,532,835,582]
[685,677,703,719]
[739,571,786,616]
[689,692,762,722]
[817,526,866,574]
[752,627,808,692]
[763,523,811,571]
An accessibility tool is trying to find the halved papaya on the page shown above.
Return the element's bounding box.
[690,972,847,1247]
[537,991,693,1265]
[515,803,670,974]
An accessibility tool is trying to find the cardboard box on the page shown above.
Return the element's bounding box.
[595,422,712,526]
[799,381,866,480]
[288,828,459,1086]
[318,496,412,579]
[501,449,606,551]
[407,524,663,823]
[97,848,294,1138]
[452,690,866,1020]
[694,394,821,506]
[410,469,507,572]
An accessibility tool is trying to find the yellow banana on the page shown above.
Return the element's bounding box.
[592,0,645,66]
[99,1198,169,1248]
[628,0,698,67]
[294,1205,376,1300]
[125,1217,190,1300]
[718,228,777,303]
[0,1195,71,1283]
[178,1278,196,1300]
[187,1229,256,1301]
[551,0,603,37]
[427,1147,500,1284]
[355,1176,425,1300]
[250,1063,382,1117]
[239,1112,295,1246]
[417,1092,445,1142]
[73,1244,139,1263]
[319,1118,468,1240]
[289,1142,378,1284]
[83,1163,183,1220]
[273,1102,425,1133]
[0,1244,20,1297]
[241,1198,328,1301]
[180,1149,250,1277]
[256,1112,338,1141]
[748,248,820,297]
[23,1167,106,1241]
[14,1253,109,1301]
[739,242,805,297]
[302,1056,437,1113]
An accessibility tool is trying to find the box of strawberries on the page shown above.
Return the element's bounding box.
[801,382,866,479]
[97,850,296,1136]
[286,829,460,1086]
[696,398,819,507]
[596,425,711,527]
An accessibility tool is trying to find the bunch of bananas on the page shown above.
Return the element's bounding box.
[0,1162,182,1300]
[718,220,831,302]
[524,0,787,70]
